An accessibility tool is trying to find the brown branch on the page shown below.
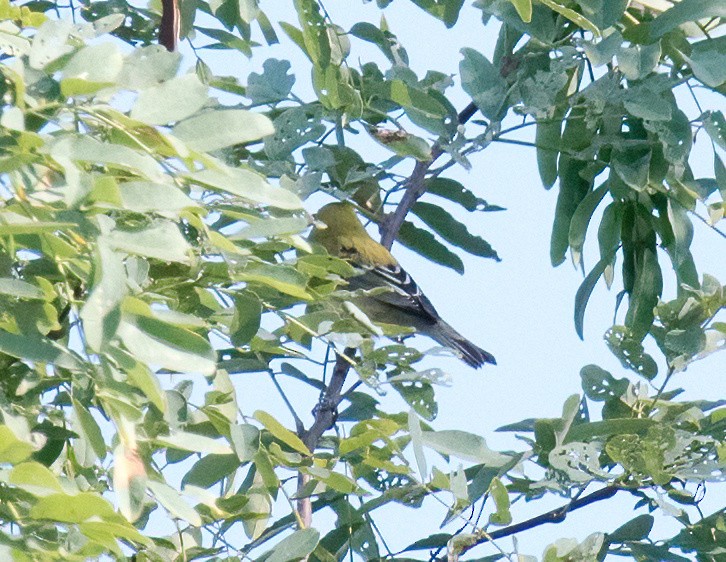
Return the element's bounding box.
[300,349,354,450]
[379,102,479,249]
[296,348,355,525]
[437,484,621,560]
[159,0,180,51]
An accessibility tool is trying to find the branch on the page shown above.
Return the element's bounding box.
[296,348,355,526]
[379,101,479,249]
[300,348,354,451]
[438,484,621,560]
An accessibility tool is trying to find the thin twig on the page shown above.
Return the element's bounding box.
[435,484,621,560]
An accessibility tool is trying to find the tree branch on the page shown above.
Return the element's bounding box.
[379,101,480,249]
[300,348,354,451]
[296,348,355,526]
[437,484,621,560]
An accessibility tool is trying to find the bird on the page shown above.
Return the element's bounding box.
[310,202,496,368]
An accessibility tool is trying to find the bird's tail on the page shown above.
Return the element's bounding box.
[433,320,496,369]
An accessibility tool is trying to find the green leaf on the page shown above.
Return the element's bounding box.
[118,311,216,375]
[30,492,121,523]
[9,462,64,495]
[230,293,262,346]
[420,430,509,466]
[130,73,208,125]
[0,426,35,464]
[230,423,260,462]
[72,400,106,460]
[625,248,662,339]
[378,79,447,119]
[247,58,295,105]
[568,183,609,268]
[147,480,202,526]
[107,220,192,264]
[294,0,330,67]
[684,36,726,88]
[459,48,507,120]
[264,528,320,562]
[61,42,123,95]
[509,0,532,22]
[565,418,655,442]
[627,0,726,43]
[702,110,726,150]
[181,453,240,488]
[117,181,200,215]
[617,42,661,81]
[234,261,312,300]
[412,202,500,260]
[254,410,310,455]
[173,109,274,152]
[408,409,428,480]
[108,347,166,412]
[0,278,45,300]
[574,252,614,340]
[425,177,490,211]
[349,22,397,63]
[488,477,512,525]
[597,202,622,288]
[536,116,563,190]
[537,0,600,35]
[580,364,629,402]
[397,221,465,274]
[189,167,303,210]
[606,325,658,379]
[80,242,125,351]
[51,136,162,181]
[29,19,73,70]
[0,331,80,370]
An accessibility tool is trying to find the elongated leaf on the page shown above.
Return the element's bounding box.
[568,183,609,268]
[181,453,239,488]
[118,313,216,375]
[72,400,106,460]
[0,426,35,464]
[625,247,662,339]
[107,221,191,264]
[189,167,303,210]
[147,480,202,526]
[173,109,274,152]
[627,0,726,43]
[538,0,600,35]
[425,178,483,211]
[420,430,509,466]
[0,278,45,300]
[574,252,614,340]
[50,136,162,181]
[131,73,208,125]
[0,331,80,370]
[408,409,428,481]
[509,0,533,22]
[294,0,331,67]
[30,492,121,523]
[535,116,563,189]
[254,410,310,455]
[265,528,320,562]
[412,202,500,261]
[398,221,464,274]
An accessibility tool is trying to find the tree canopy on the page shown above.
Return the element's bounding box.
[0,0,724,560]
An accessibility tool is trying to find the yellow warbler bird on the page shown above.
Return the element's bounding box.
[310,202,496,368]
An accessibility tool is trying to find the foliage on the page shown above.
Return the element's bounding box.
[0,0,724,560]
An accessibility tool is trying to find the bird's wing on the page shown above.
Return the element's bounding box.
[348,262,440,324]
